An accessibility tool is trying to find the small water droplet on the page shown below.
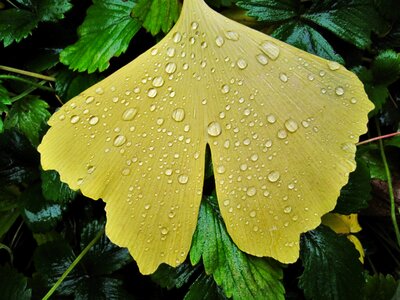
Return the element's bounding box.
[95,87,104,94]
[77,178,84,186]
[70,115,80,124]
[178,174,189,184]
[277,129,287,139]
[263,190,270,197]
[247,187,257,197]
[288,183,295,190]
[279,73,288,82]
[215,36,224,47]
[217,165,226,174]
[249,210,257,218]
[147,88,157,98]
[256,54,268,65]
[283,206,292,213]
[168,211,175,218]
[172,108,185,122]
[335,86,345,96]
[221,84,230,94]
[267,114,276,124]
[88,116,99,125]
[260,41,280,60]
[122,108,138,121]
[350,98,357,104]
[225,31,239,40]
[207,122,222,137]
[265,139,273,148]
[160,227,169,235]
[191,21,199,30]
[250,154,259,162]
[240,164,248,171]
[113,135,127,147]
[268,171,280,182]
[122,168,130,176]
[307,74,315,81]
[165,62,177,74]
[152,76,164,87]
[151,48,158,55]
[253,226,259,232]
[237,58,248,69]
[223,199,230,206]
[87,165,95,174]
[173,32,182,43]
[85,96,94,104]
[328,61,340,70]
[284,119,298,132]
[301,120,310,128]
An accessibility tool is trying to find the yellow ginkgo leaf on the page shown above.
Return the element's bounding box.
[38,0,373,274]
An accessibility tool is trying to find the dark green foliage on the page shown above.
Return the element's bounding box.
[0,265,32,300]
[299,226,364,300]
[364,273,400,300]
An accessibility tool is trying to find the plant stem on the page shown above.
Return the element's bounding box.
[0,65,55,82]
[41,228,105,300]
[356,131,400,146]
[375,119,400,248]
[0,75,54,92]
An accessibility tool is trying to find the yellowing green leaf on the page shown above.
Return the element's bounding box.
[39,0,373,274]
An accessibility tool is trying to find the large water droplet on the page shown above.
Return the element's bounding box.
[335,86,345,96]
[152,76,164,87]
[277,129,288,139]
[178,174,189,184]
[191,21,199,30]
[215,36,224,47]
[172,108,185,122]
[207,122,222,137]
[221,84,230,94]
[268,171,280,182]
[237,58,248,69]
[87,165,95,174]
[328,61,340,70]
[113,135,127,147]
[173,32,182,43]
[256,54,268,65]
[261,41,280,60]
[70,115,80,124]
[246,187,257,197]
[217,165,226,174]
[267,114,276,124]
[95,87,104,94]
[122,108,138,121]
[284,119,299,132]
[85,96,94,104]
[147,88,158,98]
[279,73,288,82]
[165,62,177,74]
[249,210,257,218]
[88,116,99,125]
[225,31,239,41]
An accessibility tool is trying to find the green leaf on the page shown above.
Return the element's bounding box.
[190,195,284,300]
[80,220,132,275]
[0,130,39,185]
[184,272,225,300]
[364,273,399,300]
[152,263,198,289]
[60,0,142,73]
[236,0,298,22]
[0,187,19,212]
[132,0,180,36]
[303,0,389,49]
[299,226,364,300]
[55,70,102,101]
[371,50,400,85]
[34,0,73,22]
[272,21,344,63]
[0,209,20,239]
[0,9,38,46]
[41,170,77,203]
[0,82,12,112]
[4,96,50,146]
[385,135,400,148]
[0,265,32,300]
[359,145,387,180]
[75,277,131,300]
[334,158,371,214]
[34,239,82,296]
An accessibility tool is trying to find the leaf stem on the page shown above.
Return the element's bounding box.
[41,228,105,300]
[0,75,54,92]
[0,65,55,82]
[356,131,400,146]
[375,119,400,248]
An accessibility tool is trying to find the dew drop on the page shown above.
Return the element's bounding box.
[260,41,280,60]
[215,36,225,47]
[268,171,280,182]
[122,108,138,121]
[301,120,310,128]
[225,31,239,41]
[157,118,164,125]
[165,62,177,74]
[144,204,151,210]
[284,119,299,132]
[147,88,157,98]
[266,114,276,124]
[328,61,341,70]
[350,98,357,104]
[77,178,84,186]
[87,165,95,174]
[160,227,169,235]
[307,74,315,81]
[263,190,270,197]
[151,48,158,56]
[265,139,273,148]
[256,54,268,65]
[166,47,175,57]
[223,199,230,206]
[335,86,345,96]
[85,96,94,104]
[277,129,287,139]
[247,187,257,197]
[279,73,288,82]
[88,116,99,125]
[122,168,130,176]
[152,76,164,87]
[172,108,185,122]
[191,21,199,30]
[113,135,127,147]
[95,87,104,94]
[253,226,259,232]
[207,122,222,137]
[221,84,230,94]
[217,165,226,174]
[70,115,80,124]
[249,210,257,218]
[237,58,248,69]
[178,174,189,184]
[283,206,292,214]
[250,154,259,162]
[173,32,182,43]
[165,169,173,176]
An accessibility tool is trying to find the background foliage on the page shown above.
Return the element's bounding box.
[1,0,400,299]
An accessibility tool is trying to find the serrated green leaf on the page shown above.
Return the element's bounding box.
[334,158,371,214]
[41,170,77,203]
[0,266,32,300]
[35,0,72,22]
[60,0,141,73]
[360,149,386,180]
[371,50,400,85]
[190,195,284,300]
[0,9,38,46]
[152,263,198,289]
[364,273,399,300]
[132,0,180,36]
[80,220,132,275]
[0,130,39,185]
[299,226,364,300]
[75,277,132,300]
[303,0,389,49]
[34,239,82,296]
[236,0,298,22]
[55,70,102,101]
[0,82,12,112]
[4,96,50,146]
[184,272,225,300]
[21,184,64,232]
[272,21,343,63]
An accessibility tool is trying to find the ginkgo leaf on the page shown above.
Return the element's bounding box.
[38,0,373,274]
